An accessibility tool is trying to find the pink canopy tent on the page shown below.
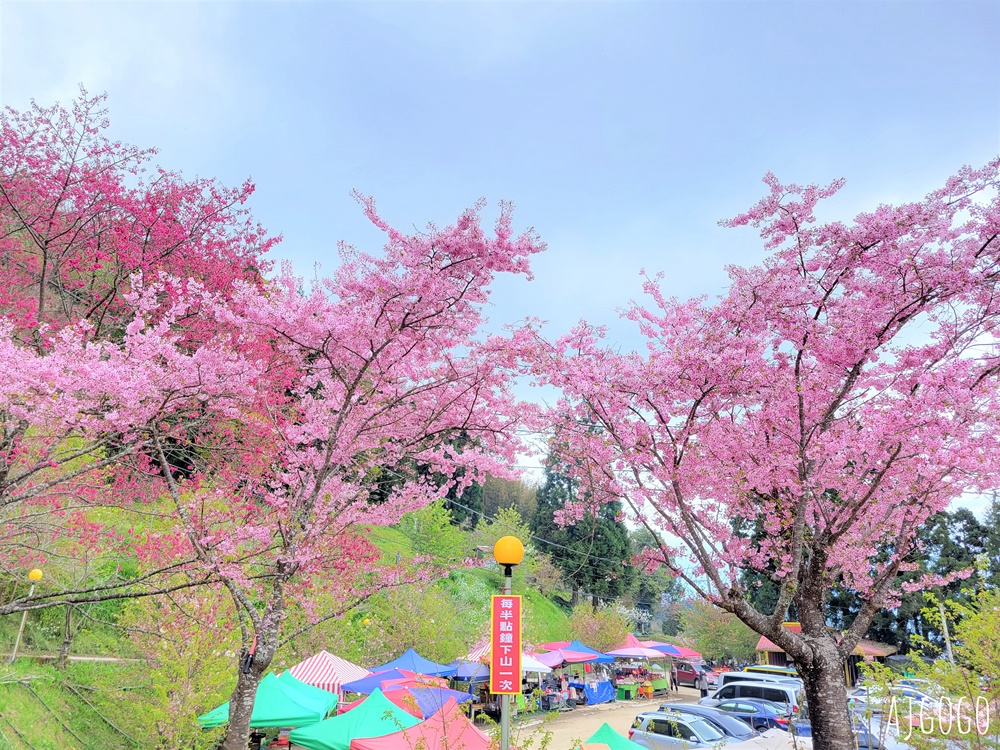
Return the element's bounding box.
[349,698,492,750]
[338,689,422,718]
[287,650,370,697]
[605,634,668,660]
[538,640,572,650]
[531,648,600,667]
[671,645,703,660]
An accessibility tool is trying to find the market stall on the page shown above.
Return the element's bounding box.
[288,689,419,750]
[349,698,493,750]
[198,673,336,729]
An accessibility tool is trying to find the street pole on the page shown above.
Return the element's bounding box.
[501,563,512,750]
[9,569,42,664]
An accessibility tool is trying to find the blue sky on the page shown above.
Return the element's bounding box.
[3,1,999,504]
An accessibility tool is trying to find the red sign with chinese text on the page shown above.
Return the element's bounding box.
[489,594,522,694]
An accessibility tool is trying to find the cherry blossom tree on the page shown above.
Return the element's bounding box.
[530,159,1000,748]
[0,91,275,611]
[145,198,543,749]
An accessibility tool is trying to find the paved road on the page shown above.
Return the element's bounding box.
[524,686,702,749]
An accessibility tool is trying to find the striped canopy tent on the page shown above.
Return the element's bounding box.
[288,650,371,697]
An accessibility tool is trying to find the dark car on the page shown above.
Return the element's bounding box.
[715,699,791,731]
[657,703,756,740]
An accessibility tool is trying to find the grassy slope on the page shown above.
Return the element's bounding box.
[0,523,570,749]
[0,661,134,750]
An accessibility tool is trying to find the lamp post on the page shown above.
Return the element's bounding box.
[9,568,43,664]
[493,536,524,750]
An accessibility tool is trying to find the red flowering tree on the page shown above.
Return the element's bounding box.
[0,92,275,607]
[146,198,543,749]
[531,160,1000,748]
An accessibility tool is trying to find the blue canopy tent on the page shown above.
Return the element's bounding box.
[563,640,614,664]
[388,686,475,717]
[448,659,490,682]
[368,648,457,677]
[341,669,411,694]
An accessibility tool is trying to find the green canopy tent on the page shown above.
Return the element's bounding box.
[198,673,335,729]
[278,671,338,714]
[582,722,645,750]
[288,688,420,750]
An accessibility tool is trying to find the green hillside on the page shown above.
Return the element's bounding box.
[0,502,571,749]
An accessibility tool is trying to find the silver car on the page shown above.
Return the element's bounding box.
[629,710,729,748]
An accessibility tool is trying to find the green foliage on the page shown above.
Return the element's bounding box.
[396,500,469,563]
[567,604,629,652]
[531,462,634,606]
[104,594,236,750]
[470,505,536,590]
[679,599,759,662]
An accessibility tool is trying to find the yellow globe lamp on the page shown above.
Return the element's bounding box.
[493,536,524,567]
[28,569,43,582]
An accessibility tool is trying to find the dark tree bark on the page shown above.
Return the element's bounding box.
[220,612,280,750]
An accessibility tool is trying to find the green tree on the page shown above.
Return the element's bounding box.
[470,505,536,590]
[396,500,469,563]
[531,462,634,608]
[680,600,760,663]
[567,604,630,653]
[628,528,685,634]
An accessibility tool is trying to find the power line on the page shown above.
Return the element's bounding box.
[445,497,631,567]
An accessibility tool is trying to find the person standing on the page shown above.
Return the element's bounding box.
[696,671,709,698]
[669,664,679,693]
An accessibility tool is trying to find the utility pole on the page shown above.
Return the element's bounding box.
[938,600,955,665]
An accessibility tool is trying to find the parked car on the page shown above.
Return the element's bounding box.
[674,661,720,688]
[791,712,887,749]
[714,699,791,731]
[629,710,729,748]
[700,681,804,714]
[657,703,757,741]
[848,685,941,715]
[742,665,799,679]
[717,671,803,690]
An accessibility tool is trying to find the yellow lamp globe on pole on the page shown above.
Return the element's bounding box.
[10,568,43,663]
[492,537,523,750]
[493,536,524,568]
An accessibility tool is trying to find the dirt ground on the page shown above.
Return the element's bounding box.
[516,686,702,750]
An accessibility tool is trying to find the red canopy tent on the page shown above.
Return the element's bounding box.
[338,690,422,718]
[349,699,492,750]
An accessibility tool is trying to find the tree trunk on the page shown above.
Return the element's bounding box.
[220,620,279,750]
[56,604,73,670]
[796,638,856,750]
[591,592,599,611]
[571,586,579,608]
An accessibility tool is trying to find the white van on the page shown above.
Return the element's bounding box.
[717,671,802,690]
[700,681,804,714]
